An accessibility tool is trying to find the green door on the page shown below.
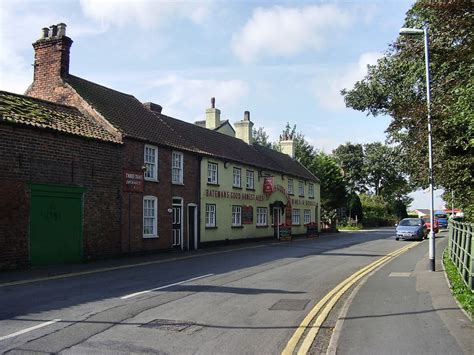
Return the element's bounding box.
[29,184,86,266]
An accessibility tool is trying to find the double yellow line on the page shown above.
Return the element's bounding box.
[282,242,419,355]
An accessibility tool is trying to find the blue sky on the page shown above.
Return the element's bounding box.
[0,0,444,209]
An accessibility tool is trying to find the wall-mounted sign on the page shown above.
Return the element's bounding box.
[123,169,144,192]
[263,177,273,193]
[242,206,253,224]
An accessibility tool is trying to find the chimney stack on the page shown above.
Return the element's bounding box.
[205,97,221,129]
[143,102,163,114]
[280,133,296,159]
[235,110,254,145]
[26,23,73,101]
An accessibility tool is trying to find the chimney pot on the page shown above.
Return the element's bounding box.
[211,97,215,108]
[57,23,67,37]
[244,111,250,121]
[49,24,58,37]
[41,27,49,39]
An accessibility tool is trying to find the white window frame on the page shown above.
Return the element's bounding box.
[292,209,300,226]
[304,209,311,225]
[299,181,304,196]
[205,204,216,228]
[288,179,294,195]
[232,205,242,226]
[256,207,268,226]
[246,170,254,189]
[143,196,158,238]
[144,144,158,181]
[233,167,241,188]
[207,162,218,184]
[309,183,314,198]
[172,151,184,184]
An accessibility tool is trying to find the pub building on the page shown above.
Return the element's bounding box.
[195,102,321,244]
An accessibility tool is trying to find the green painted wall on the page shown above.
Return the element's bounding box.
[200,158,321,242]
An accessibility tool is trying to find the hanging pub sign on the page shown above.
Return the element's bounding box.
[123,169,144,192]
[263,177,273,194]
[242,206,253,224]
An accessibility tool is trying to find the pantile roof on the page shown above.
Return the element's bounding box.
[0,90,121,143]
[65,75,318,182]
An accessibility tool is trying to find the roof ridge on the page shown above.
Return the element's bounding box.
[0,90,80,111]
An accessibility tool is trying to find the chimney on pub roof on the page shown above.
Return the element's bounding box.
[234,110,254,145]
[279,132,296,159]
[27,23,73,100]
[205,97,221,129]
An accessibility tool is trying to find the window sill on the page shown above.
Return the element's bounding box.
[207,183,219,186]
[205,226,218,229]
[299,195,305,198]
[231,225,244,229]
[233,186,242,190]
[256,225,269,228]
[172,182,184,186]
[144,178,159,183]
[143,235,159,239]
[288,193,294,196]
[246,188,255,191]
[308,197,315,200]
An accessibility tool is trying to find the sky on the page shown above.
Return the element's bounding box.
[0,0,444,209]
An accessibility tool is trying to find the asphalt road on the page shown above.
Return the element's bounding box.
[0,228,436,354]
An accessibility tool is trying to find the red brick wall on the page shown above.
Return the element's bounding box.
[0,123,122,270]
[121,138,200,253]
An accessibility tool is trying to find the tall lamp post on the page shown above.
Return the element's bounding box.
[399,24,436,271]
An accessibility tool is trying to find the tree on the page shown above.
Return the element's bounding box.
[342,1,473,219]
[332,143,366,193]
[252,127,272,148]
[347,192,363,222]
[310,151,347,213]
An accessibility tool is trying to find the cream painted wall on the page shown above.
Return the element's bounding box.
[200,157,321,243]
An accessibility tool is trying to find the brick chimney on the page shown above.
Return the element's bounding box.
[205,97,221,129]
[26,23,73,100]
[235,110,254,145]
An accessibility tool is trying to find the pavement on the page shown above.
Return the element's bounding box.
[327,231,473,355]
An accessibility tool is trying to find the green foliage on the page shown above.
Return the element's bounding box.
[333,143,366,192]
[359,193,397,227]
[347,192,363,221]
[443,249,473,318]
[342,1,474,220]
[310,151,348,214]
[252,127,272,148]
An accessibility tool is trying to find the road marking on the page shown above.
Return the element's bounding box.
[120,273,214,300]
[389,272,412,277]
[0,319,61,342]
[282,242,418,355]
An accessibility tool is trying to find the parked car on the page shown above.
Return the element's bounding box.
[395,218,427,241]
[434,212,448,228]
[422,216,439,233]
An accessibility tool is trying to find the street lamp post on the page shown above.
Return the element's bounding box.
[399,24,436,271]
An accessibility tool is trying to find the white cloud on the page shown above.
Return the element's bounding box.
[313,51,382,110]
[231,5,352,63]
[79,0,212,29]
[147,74,249,120]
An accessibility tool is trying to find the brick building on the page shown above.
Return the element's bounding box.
[26,23,201,256]
[0,91,122,270]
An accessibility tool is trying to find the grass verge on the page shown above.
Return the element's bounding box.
[443,249,474,320]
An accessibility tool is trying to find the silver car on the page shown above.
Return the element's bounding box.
[395,218,427,241]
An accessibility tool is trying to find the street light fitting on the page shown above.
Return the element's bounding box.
[399,27,424,36]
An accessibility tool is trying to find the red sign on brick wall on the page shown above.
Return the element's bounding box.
[123,169,144,192]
